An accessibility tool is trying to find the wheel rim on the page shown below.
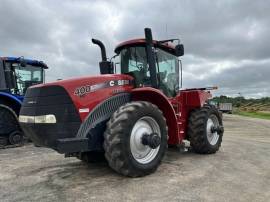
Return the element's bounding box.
[206,114,220,145]
[130,116,161,164]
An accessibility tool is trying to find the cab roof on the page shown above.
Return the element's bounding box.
[0,56,48,69]
[114,39,177,56]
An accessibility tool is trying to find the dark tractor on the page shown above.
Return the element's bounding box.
[19,28,223,177]
[0,57,48,147]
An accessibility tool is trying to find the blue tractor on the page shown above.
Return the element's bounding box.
[0,57,48,147]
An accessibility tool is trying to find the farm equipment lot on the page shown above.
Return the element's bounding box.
[0,114,269,202]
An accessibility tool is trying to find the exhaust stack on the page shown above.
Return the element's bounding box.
[92,38,113,74]
[92,39,107,62]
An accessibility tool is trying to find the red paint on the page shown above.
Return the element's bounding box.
[170,90,212,142]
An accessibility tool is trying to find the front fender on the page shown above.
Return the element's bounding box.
[131,87,180,145]
[76,93,131,151]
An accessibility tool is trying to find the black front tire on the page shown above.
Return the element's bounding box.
[188,105,223,154]
[103,101,168,177]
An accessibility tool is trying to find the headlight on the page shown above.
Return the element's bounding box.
[19,115,56,124]
[18,115,34,123]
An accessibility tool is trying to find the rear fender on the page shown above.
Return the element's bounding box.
[131,87,180,145]
[182,90,212,107]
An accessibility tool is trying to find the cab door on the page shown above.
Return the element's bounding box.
[155,48,180,97]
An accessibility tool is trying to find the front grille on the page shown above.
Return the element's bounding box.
[20,85,81,148]
[21,86,80,122]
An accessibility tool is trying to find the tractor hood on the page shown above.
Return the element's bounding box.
[33,74,133,90]
[19,74,133,149]
[26,74,134,121]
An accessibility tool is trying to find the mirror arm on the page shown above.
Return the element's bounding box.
[110,54,119,62]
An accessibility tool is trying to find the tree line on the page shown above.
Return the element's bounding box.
[212,96,270,107]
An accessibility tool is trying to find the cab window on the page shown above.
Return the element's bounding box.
[5,62,43,95]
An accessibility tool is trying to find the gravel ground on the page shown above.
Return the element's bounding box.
[0,114,269,202]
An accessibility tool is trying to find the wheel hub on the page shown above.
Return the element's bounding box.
[206,115,221,146]
[141,133,161,149]
[130,116,161,164]
[211,126,224,134]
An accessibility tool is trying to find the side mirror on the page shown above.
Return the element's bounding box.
[175,44,184,57]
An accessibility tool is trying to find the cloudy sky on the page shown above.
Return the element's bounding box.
[1,0,269,98]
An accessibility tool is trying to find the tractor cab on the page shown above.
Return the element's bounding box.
[0,57,48,97]
[116,40,183,97]
[93,28,184,98]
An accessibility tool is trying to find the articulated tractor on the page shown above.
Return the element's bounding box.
[19,28,224,177]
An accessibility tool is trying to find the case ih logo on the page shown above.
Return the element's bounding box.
[74,80,131,97]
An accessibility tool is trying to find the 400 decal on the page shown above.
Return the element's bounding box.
[74,80,132,97]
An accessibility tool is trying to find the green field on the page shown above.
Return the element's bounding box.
[236,111,270,120]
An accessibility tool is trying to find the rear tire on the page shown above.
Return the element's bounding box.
[103,101,168,177]
[188,105,224,154]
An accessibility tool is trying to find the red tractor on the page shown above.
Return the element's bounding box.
[19,28,224,177]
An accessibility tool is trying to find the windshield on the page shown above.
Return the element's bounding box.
[7,62,44,95]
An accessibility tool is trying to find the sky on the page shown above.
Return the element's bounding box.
[0,0,269,98]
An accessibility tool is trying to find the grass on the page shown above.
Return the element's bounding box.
[236,111,270,120]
